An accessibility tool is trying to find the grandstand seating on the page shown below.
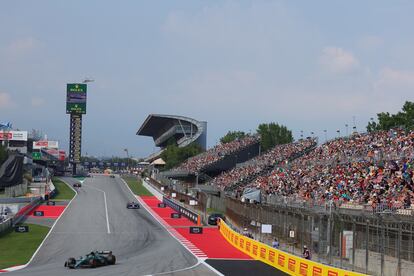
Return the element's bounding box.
[208,138,317,191]
[244,129,414,209]
[172,135,260,174]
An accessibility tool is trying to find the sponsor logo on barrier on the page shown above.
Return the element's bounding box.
[234,235,238,245]
[46,201,56,206]
[189,226,203,234]
[170,213,181,218]
[239,238,244,249]
[300,263,308,276]
[246,241,251,252]
[312,266,322,276]
[34,211,44,216]
[269,250,275,263]
[231,233,234,242]
[15,225,29,233]
[328,271,338,276]
[252,244,258,256]
[278,254,285,267]
[158,203,166,208]
[260,247,266,259]
[288,258,296,272]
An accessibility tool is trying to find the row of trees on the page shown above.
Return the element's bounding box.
[161,142,203,170]
[367,101,414,132]
[220,122,294,152]
[160,122,293,170]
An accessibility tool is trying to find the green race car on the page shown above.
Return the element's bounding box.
[64,250,116,269]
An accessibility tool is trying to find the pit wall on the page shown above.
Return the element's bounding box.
[218,219,367,276]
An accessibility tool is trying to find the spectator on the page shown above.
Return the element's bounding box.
[303,245,311,260]
[272,238,280,249]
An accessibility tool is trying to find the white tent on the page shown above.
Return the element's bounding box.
[151,158,166,166]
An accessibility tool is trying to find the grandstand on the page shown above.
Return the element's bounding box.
[164,135,261,179]
[137,114,207,162]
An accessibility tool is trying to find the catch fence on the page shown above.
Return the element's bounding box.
[224,196,414,276]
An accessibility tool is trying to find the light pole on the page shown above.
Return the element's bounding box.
[352,116,357,133]
[323,130,327,142]
[300,130,303,140]
[337,129,341,138]
[345,124,349,137]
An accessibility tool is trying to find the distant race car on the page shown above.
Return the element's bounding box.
[126,202,140,209]
[64,250,116,269]
[110,175,115,178]
[208,213,225,225]
[73,182,82,188]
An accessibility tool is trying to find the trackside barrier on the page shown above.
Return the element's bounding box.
[218,219,368,276]
[13,197,42,226]
[162,197,201,226]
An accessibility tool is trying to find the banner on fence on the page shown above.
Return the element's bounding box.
[218,219,366,276]
[162,196,201,225]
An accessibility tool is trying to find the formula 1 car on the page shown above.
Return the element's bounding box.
[64,250,116,269]
[73,182,82,188]
[126,202,140,209]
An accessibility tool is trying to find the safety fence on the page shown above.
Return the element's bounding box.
[0,196,42,235]
[219,219,366,276]
[223,196,414,276]
[162,196,201,225]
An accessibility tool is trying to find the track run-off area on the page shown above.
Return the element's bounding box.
[5,176,282,276]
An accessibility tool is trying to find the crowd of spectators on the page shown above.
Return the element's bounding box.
[173,135,259,173]
[246,129,414,209]
[209,138,316,190]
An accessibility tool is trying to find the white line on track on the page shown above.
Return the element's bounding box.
[86,184,111,234]
[0,178,80,273]
[121,178,224,276]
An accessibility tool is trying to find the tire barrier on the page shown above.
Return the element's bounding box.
[218,219,367,276]
[162,196,201,226]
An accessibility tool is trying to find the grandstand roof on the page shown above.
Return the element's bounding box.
[137,114,207,161]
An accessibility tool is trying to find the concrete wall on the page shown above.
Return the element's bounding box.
[4,180,27,197]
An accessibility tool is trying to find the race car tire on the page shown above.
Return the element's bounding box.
[89,259,98,268]
[66,258,76,269]
[107,255,116,265]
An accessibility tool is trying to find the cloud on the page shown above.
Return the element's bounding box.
[319,47,360,74]
[376,67,414,86]
[358,35,383,50]
[8,37,38,55]
[0,92,14,108]
[31,97,45,107]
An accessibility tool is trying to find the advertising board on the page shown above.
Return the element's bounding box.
[33,140,59,149]
[218,220,366,276]
[0,131,28,141]
[66,83,87,114]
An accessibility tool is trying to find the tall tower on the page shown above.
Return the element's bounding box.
[66,83,87,175]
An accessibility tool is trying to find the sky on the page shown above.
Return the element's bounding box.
[1,1,414,158]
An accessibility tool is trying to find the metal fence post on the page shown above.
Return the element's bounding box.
[366,219,369,274]
[352,220,356,271]
[301,213,305,251]
[398,223,402,276]
[340,217,343,269]
[380,216,385,276]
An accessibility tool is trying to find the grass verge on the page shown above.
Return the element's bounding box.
[0,224,50,269]
[122,177,152,196]
[51,177,75,201]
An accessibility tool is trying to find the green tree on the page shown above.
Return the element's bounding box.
[161,143,203,170]
[367,101,414,132]
[256,122,293,152]
[220,131,246,144]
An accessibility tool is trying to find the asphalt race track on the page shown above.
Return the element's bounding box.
[9,176,212,276]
